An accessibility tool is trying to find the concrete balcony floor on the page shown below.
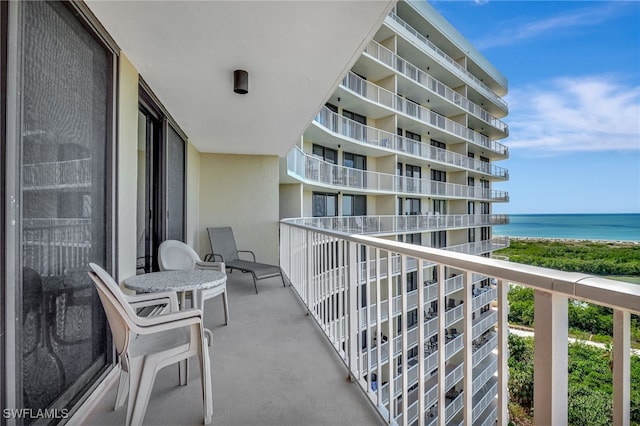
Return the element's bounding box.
[83,272,384,425]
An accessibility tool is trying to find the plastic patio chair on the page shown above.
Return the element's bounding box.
[204,227,285,294]
[158,240,229,325]
[88,263,213,426]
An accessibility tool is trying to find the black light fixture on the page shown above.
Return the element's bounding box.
[234,70,248,94]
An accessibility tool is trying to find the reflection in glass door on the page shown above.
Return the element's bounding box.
[136,105,162,274]
[136,90,186,274]
[11,1,112,416]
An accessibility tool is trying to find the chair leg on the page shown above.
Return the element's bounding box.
[125,357,144,426]
[252,274,259,294]
[178,359,189,386]
[115,367,129,410]
[222,289,229,325]
[200,343,213,424]
[280,270,286,287]
[129,358,161,426]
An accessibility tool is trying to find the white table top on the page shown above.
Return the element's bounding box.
[124,270,226,293]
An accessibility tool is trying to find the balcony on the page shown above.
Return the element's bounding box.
[78,272,385,425]
[339,72,508,157]
[362,39,508,137]
[280,221,639,425]
[286,214,509,237]
[285,146,509,201]
[309,106,509,179]
[385,11,509,113]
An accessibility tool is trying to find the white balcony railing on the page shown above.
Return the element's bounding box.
[472,332,497,368]
[280,221,639,426]
[23,158,91,190]
[23,218,92,277]
[363,39,508,134]
[286,214,509,237]
[340,72,508,157]
[287,146,509,201]
[386,11,509,113]
[473,357,498,396]
[313,106,509,178]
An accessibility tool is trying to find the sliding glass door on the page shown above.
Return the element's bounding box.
[5,1,114,419]
[137,88,186,274]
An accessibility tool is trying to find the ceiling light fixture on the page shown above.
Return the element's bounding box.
[234,70,248,94]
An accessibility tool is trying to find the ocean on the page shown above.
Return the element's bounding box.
[493,213,640,242]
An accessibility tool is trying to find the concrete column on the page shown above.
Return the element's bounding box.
[613,309,630,426]
[497,280,509,426]
[533,290,568,426]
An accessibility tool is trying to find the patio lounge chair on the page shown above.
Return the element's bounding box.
[204,227,285,294]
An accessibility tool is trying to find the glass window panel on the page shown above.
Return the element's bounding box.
[326,195,336,217]
[166,125,185,241]
[20,0,110,414]
[343,195,353,216]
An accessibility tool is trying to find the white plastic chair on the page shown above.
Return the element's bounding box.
[158,240,229,325]
[88,263,213,426]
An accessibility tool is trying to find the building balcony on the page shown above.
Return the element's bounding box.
[285,214,509,237]
[339,72,509,158]
[361,39,508,138]
[308,106,509,179]
[385,11,509,114]
[76,271,385,426]
[284,146,510,202]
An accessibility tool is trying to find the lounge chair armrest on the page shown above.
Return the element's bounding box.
[196,261,225,274]
[237,250,256,262]
[203,253,224,262]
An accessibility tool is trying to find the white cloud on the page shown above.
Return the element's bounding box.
[476,2,628,50]
[506,76,640,154]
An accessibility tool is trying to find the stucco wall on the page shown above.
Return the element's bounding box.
[279,183,303,219]
[185,142,201,247]
[117,54,139,281]
[198,154,280,265]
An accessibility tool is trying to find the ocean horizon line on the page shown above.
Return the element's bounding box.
[493,213,640,242]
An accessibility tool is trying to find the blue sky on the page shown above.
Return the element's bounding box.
[430,1,640,214]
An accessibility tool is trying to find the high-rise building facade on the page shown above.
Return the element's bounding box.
[280,1,510,424]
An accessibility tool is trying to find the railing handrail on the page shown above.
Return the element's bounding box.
[313,105,509,178]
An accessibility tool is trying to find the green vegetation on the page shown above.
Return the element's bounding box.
[508,285,640,346]
[498,239,640,425]
[496,238,640,276]
[508,334,640,425]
